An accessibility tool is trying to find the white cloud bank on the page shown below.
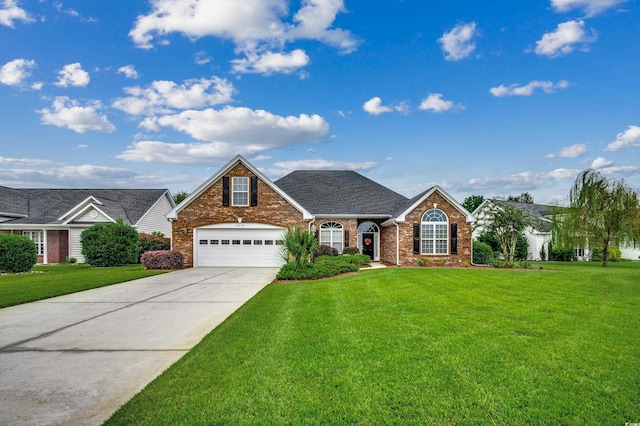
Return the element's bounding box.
[128,0,359,75]
[0,58,35,86]
[491,80,570,97]
[438,22,478,61]
[546,143,588,158]
[112,77,235,116]
[265,158,379,177]
[0,0,33,27]
[38,97,116,134]
[551,0,629,16]
[54,63,90,87]
[534,20,596,58]
[118,106,329,164]
[117,65,139,79]
[419,93,464,113]
[605,125,640,151]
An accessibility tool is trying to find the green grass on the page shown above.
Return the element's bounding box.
[106,263,640,425]
[0,263,167,308]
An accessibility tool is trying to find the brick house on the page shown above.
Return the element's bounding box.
[168,155,475,268]
[0,187,174,264]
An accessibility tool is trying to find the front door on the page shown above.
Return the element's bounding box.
[362,233,374,259]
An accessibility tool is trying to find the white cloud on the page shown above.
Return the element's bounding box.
[231,49,310,74]
[419,93,464,113]
[195,50,211,65]
[490,80,570,97]
[362,97,408,116]
[54,63,90,87]
[128,0,359,74]
[546,143,588,158]
[118,106,329,164]
[0,156,54,166]
[117,65,139,79]
[37,96,116,134]
[462,168,581,192]
[534,20,596,58]
[438,22,478,61]
[266,158,378,177]
[591,156,613,169]
[605,125,640,151]
[31,81,43,90]
[551,0,629,16]
[112,77,235,116]
[0,58,36,86]
[0,0,33,27]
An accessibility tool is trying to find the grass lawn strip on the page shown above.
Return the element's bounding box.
[0,264,167,308]
[105,263,640,425]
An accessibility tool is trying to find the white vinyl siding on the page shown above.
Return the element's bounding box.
[69,228,86,263]
[136,194,173,237]
[76,208,110,223]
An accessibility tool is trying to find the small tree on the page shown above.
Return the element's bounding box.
[280,226,318,266]
[172,191,189,205]
[0,234,37,273]
[81,219,141,267]
[485,204,538,266]
[553,169,640,267]
[463,195,485,213]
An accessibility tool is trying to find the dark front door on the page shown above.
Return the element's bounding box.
[362,233,374,259]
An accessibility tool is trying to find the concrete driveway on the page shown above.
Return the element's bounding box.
[0,267,278,425]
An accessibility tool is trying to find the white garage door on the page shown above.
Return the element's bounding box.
[195,224,286,267]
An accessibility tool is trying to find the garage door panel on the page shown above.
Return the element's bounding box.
[196,227,285,267]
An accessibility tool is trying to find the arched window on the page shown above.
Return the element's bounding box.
[421,209,448,254]
[320,222,343,253]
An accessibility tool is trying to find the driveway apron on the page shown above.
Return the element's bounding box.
[0,267,278,425]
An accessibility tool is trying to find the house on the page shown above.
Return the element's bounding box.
[0,187,174,264]
[472,199,640,261]
[167,155,475,268]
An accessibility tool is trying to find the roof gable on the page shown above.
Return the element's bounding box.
[166,155,313,220]
[385,185,475,225]
[275,170,408,216]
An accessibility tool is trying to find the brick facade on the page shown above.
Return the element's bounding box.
[46,230,69,264]
[381,191,472,266]
[172,163,308,267]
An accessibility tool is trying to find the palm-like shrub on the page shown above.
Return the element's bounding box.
[281,226,318,266]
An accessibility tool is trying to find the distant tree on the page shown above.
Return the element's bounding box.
[553,169,640,267]
[463,195,484,213]
[173,191,189,205]
[506,192,534,204]
[485,203,538,266]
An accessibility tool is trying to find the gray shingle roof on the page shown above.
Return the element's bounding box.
[275,170,409,215]
[0,188,168,225]
[0,185,28,217]
[491,199,558,231]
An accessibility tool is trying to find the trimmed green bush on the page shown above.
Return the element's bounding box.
[139,232,171,257]
[592,246,622,262]
[81,219,141,267]
[277,254,366,280]
[549,246,577,262]
[141,250,183,270]
[342,247,360,255]
[472,241,494,265]
[313,244,338,259]
[0,234,37,273]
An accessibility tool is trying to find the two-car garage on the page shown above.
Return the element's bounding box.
[194,223,287,267]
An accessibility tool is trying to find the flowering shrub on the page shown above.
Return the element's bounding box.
[139,232,170,256]
[140,250,183,270]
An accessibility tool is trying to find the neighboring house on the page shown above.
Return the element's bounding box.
[167,155,475,268]
[472,199,557,261]
[0,187,174,264]
[473,199,640,261]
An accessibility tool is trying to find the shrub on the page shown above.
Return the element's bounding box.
[81,219,141,267]
[342,247,360,255]
[473,241,494,265]
[0,234,37,273]
[140,250,183,270]
[277,254,364,280]
[549,247,577,262]
[591,246,622,262]
[139,232,170,256]
[281,226,318,266]
[313,244,338,259]
[477,231,528,261]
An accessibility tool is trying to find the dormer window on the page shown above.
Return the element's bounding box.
[232,177,249,206]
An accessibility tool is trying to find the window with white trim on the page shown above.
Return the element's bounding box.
[23,230,44,255]
[421,209,448,255]
[320,222,343,253]
[232,176,249,206]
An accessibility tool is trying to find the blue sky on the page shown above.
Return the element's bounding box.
[1,0,638,205]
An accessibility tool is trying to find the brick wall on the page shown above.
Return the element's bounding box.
[173,163,307,267]
[381,192,472,266]
[46,230,69,264]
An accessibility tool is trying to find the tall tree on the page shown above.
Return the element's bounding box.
[463,195,484,213]
[485,203,538,266]
[553,169,640,267]
[173,190,189,205]
[506,192,534,204]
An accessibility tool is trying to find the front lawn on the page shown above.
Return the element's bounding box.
[106,263,640,425]
[0,263,167,308]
